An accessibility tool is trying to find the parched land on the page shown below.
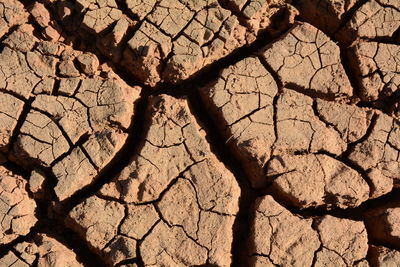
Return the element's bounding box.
[0,0,400,266]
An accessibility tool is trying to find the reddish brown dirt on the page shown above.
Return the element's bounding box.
[0,0,399,266]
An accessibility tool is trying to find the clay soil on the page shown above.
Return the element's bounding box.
[0,0,400,266]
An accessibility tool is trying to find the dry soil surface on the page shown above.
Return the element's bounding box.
[0,0,400,266]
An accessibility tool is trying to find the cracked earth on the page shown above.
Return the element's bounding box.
[0,0,399,266]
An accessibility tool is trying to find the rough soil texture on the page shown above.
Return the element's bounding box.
[0,0,399,266]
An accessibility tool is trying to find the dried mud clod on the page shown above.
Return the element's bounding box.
[249,195,369,266]
[0,0,400,266]
[51,0,297,86]
[0,23,140,201]
[0,234,83,266]
[0,167,37,245]
[65,95,240,266]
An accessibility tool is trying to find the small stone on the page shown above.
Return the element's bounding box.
[43,26,61,41]
[58,60,81,77]
[77,53,100,75]
[29,169,46,198]
[30,2,51,28]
